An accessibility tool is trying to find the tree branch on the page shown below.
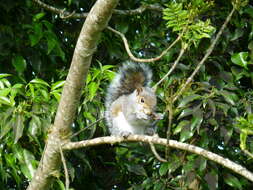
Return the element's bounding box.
[172,7,236,103]
[27,0,119,189]
[32,0,162,19]
[107,26,183,63]
[152,46,186,90]
[63,135,253,182]
[59,146,69,190]
[149,141,167,163]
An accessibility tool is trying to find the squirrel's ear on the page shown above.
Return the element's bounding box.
[136,87,143,95]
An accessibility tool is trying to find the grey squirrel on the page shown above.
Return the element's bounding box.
[105,61,162,136]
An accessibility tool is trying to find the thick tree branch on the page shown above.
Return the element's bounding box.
[27,0,119,189]
[32,0,162,19]
[63,135,253,182]
[173,7,236,103]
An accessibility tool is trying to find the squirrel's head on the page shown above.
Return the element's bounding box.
[134,87,157,116]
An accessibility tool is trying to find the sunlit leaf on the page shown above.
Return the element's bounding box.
[180,126,194,142]
[30,79,50,87]
[0,74,11,79]
[21,149,37,180]
[51,81,65,90]
[174,120,190,134]
[28,115,41,137]
[13,114,25,143]
[33,12,45,21]
[0,96,12,105]
[224,174,242,190]
[88,82,99,101]
[231,52,249,69]
[178,108,193,119]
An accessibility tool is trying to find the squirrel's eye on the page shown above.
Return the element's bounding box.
[140,98,145,103]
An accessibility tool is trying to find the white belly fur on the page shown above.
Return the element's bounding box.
[112,112,145,134]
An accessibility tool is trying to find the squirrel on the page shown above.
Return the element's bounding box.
[105,61,162,136]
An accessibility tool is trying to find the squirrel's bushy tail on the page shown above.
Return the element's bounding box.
[105,61,153,109]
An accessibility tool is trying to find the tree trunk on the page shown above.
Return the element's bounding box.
[27,0,119,189]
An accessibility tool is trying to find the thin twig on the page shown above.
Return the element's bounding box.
[32,0,163,19]
[149,134,167,162]
[165,103,173,160]
[107,26,183,63]
[243,149,253,159]
[172,7,236,103]
[69,117,104,139]
[59,146,69,190]
[149,142,167,162]
[152,46,186,90]
[32,0,88,18]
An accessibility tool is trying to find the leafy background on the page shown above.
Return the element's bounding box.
[0,0,253,189]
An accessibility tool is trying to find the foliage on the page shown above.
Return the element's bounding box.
[163,0,215,47]
[1,0,253,190]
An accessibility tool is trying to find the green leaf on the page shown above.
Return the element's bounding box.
[154,182,165,190]
[28,115,41,137]
[231,28,244,41]
[115,22,129,34]
[207,99,216,117]
[51,90,61,101]
[240,133,247,150]
[12,83,23,89]
[102,65,115,71]
[178,108,193,119]
[0,88,11,97]
[231,52,249,69]
[51,80,65,90]
[231,66,248,80]
[33,12,46,21]
[126,164,147,176]
[88,82,99,101]
[224,174,242,190]
[12,55,27,73]
[29,23,43,46]
[159,163,169,176]
[180,126,194,142]
[190,114,203,131]
[174,120,190,134]
[1,78,11,88]
[13,114,25,143]
[47,40,56,54]
[0,74,11,79]
[0,96,12,106]
[0,119,12,139]
[56,180,66,190]
[198,157,207,172]
[21,149,37,180]
[40,89,50,100]
[219,90,238,106]
[178,94,202,108]
[30,79,50,87]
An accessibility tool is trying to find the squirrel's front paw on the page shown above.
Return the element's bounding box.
[152,113,164,120]
[145,128,155,136]
[120,131,133,138]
